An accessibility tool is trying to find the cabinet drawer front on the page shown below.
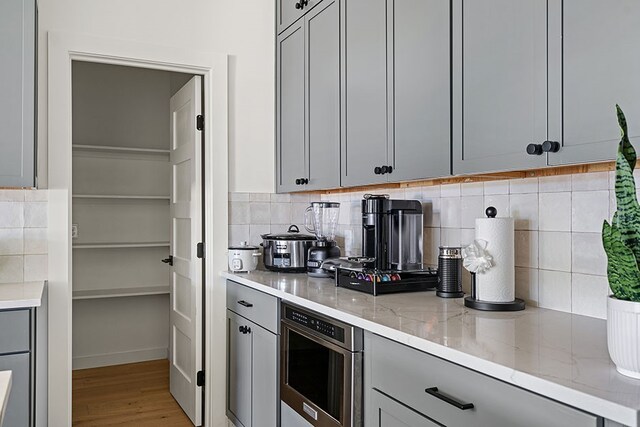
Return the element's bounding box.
[226,281,279,334]
[369,334,599,427]
[0,310,30,354]
[0,352,31,427]
[277,0,324,34]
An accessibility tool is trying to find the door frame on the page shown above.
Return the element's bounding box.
[47,32,229,426]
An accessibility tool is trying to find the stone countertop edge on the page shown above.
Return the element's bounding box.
[0,370,11,425]
[0,281,45,310]
[221,270,640,427]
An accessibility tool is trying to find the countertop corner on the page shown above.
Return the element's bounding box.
[0,281,46,310]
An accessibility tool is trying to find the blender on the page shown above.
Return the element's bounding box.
[304,201,341,277]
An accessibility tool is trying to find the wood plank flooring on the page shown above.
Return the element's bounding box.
[72,359,194,426]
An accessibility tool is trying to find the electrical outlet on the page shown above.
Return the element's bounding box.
[72,224,79,239]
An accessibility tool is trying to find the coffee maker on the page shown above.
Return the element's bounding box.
[362,194,424,270]
[305,202,341,277]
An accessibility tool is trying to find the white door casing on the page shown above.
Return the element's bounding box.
[170,76,203,426]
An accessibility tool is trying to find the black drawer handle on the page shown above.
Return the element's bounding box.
[239,325,252,334]
[425,387,474,410]
[237,300,253,308]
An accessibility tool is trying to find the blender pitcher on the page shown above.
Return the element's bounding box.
[304,202,341,277]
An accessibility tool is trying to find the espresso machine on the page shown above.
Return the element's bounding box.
[335,194,437,295]
[305,202,341,277]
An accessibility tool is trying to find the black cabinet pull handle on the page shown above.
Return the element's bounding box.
[239,325,252,334]
[380,165,389,175]
[295,1,302,9]
[542,140,560,153]
[425,387,474,410]
[374,166,382,175]
[387,165,393,174]
[302,178,309,185]
[526,143,543,156]
[161,256,173,266]
[295,178,301,185]
[238,300,253,308]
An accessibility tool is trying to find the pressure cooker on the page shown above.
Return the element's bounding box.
[261,225,315,273]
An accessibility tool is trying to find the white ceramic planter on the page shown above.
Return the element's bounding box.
[608,295,640,379]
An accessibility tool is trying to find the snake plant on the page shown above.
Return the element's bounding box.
[602,105,640,302]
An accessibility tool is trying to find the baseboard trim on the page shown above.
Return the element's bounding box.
[72,347,168,370]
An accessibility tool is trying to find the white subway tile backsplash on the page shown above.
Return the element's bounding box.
[24,254,47,282]
[572,191,609,233]
[441,197,461,228]
[461,196,484,229]
[510,193,538,230]
[249,202,271,225]
[0,256,24,283]
[539,232,571,272]
[515,230,538,268]
[422,185,441,199]
[515,267,539,306]
[572,273,608,319]
[0,190,25,202]
[24,190,47,202]
[250,193,271,202]
[24,202,46,228]
[539,270,572,313]
[23,228,47,255]
[290,193,311,203]
[571,233,607,276]
[229,192,250,202]
[572,172,609,191]
[228,224,250,245]
[484,180,509,195]
[441,228,461,247]
[228,202,250,225]
[510,177,538,194]
[0,229,23,255]
[483,194,510,217]
[248,224,270,246]
[404,187,423,200]
[270,193,291,203]
[424,198,441,228]
[461,182,483,196]
[0,203,24,228]
[460,228,475,247]
[441,184,461,197]
[270,203,292,225]
[539,175,571,193]
[539,192,571,232]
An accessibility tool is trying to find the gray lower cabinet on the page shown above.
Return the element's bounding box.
[341,0,450,187]
[0,309,36,427]
[452,0,548,175]
[548,0,640,166]
[0,0,36,187]
[365,333,601,427]
[226,281,279,427]
[276,0,340,193]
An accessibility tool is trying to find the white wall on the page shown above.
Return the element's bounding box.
[38,0,275,193]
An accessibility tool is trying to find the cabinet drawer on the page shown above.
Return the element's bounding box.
[277,0,324,34]
[226,281,279,334]
[0,310,30,354]
[368,333,599,427]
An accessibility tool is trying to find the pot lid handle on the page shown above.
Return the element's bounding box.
[288,224,300,233]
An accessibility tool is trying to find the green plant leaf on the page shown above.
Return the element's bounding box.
[612,149,640,264]
[603,221,640,302]
[617,104,636,170]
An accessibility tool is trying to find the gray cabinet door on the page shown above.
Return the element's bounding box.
[341,0,389,187]
[277,21,307,193]
[0,353,31,427]
[548,0,640,165]
[305,0,341,190]
[390,0,450,182]
[251,320,278,427]
[0,0,35,187]
[452,0,548,174]
[227,311,252,427]
[370,390,439,427]
[277,0,325,35]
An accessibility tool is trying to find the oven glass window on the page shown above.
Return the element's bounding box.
[287,329,344,421]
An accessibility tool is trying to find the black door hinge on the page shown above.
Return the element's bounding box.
[196,115,204,131]
[197,370,205,387]
[197,242,204,259]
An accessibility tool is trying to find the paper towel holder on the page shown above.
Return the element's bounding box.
[463,206,525,311]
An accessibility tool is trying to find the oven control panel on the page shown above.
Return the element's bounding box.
[285,306,345,343]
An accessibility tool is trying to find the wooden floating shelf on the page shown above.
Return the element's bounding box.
[72,285,170,300]
[72,242,170,249]
[72,144,170,155]
[73,194,170,200]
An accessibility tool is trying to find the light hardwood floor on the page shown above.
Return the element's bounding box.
[72,359,194,426]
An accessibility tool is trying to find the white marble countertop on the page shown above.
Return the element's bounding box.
[0,371,11,427]
[0,282,45,309]
[222,270,640,427]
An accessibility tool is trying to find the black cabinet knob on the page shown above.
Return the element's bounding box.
[295,2,302,9]
[301,178,308,185]
[374,166,382,175]
[526,143,543,156]
[239,325,251,334]
[295,178,301,185]
[387,165,393,174]
[542,140,560,153]
[381,165,390,174]
[301,0,308,6]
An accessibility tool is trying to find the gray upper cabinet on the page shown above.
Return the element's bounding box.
[277,0,340,193]
[452,0,548,175]
[277,0,325,35]
[390,0,450,182]
[342,0,450,187]
[0,0,36,187]
[341,0,388,187]
[548,0,640,166]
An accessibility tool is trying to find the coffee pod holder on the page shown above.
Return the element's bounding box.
[462,206,525,312]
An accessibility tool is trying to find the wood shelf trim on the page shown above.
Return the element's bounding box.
[72,242,170,249]
[72,285,170,300]
[72,194,170,200]
[72,144,170,154]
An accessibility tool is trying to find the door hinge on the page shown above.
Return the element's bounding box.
[197,242,204,259]
[197,370,205,387]
[196,115,204,131]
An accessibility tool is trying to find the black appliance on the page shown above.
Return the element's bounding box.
[280,302,363,427]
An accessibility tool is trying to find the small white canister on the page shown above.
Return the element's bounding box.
[228,241,261,272]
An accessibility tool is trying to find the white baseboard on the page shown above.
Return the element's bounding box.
[72,347,168,370]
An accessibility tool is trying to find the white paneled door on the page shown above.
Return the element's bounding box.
[169,76,203,426]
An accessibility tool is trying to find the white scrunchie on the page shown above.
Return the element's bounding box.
[462,239,494,274]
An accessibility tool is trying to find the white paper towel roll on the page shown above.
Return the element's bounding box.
[475,216,515,302]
